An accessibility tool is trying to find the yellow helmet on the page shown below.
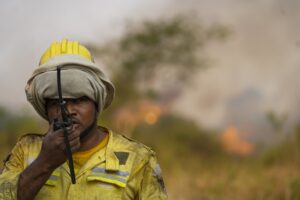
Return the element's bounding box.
[39,39,94,65]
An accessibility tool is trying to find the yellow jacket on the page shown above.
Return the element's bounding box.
[0,128,167,199]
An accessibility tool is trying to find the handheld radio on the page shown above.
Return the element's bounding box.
[53,66,76,184]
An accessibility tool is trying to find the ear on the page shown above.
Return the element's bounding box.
[95,103,99,113]
[94,106,99,122]
[45,106,49,120]
[44,99,50,117]
[95,108,99,117]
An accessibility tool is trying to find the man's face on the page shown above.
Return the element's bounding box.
[46,96,98,138]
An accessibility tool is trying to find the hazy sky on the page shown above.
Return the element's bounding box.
[0,0,167,108]
[1,0,299,141]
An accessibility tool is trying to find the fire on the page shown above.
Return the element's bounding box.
[221,126,254,156]
[114,100,165,132]
[144,111,158,125]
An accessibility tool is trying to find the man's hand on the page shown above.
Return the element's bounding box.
[17,123,81,200]
[38,122,81,170]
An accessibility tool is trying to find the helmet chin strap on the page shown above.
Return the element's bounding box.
[54,66,76,184]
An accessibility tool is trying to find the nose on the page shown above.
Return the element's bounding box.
[64,100,77,116]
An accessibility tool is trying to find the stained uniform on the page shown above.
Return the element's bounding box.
[0,39,167,199]
[0,127,167,199]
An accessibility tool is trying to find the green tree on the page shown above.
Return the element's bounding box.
[89,16,230,108]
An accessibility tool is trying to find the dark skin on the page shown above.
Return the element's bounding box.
[17,97,106,200]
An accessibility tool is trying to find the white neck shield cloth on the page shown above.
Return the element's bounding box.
[25,54,114,120]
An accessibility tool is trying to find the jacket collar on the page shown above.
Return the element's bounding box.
[61,127,120,178]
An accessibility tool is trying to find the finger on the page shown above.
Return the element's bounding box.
[71,143,81,153]
[68,130,80,141]
[48,120,55,132]
[51,130,64,139]
[47,120,57,135]
[69,137,80,148]
[66,124,77,133]
[59,143,66,152]
[45,122,64,141]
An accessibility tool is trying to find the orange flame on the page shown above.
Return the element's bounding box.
[221,126,254,156]
[114,100,165,132]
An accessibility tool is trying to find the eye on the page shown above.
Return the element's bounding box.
[46,99,59,108]
[71,96,90,104]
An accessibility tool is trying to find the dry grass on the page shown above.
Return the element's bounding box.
[164,161,300,200]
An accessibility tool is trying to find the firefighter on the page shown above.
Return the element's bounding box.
[0,39,167,200]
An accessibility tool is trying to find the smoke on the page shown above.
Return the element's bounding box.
[171,0,300,141]
[0,0,299,141]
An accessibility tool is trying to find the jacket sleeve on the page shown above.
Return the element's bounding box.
[0,139,25,200]
[139,154,167,200]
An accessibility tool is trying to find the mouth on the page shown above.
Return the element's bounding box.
[71,120,81,130]
[71,118,80,124]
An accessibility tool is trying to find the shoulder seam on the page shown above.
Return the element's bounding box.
[18,133,45,141]
[119,134,154,152]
